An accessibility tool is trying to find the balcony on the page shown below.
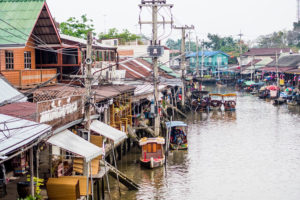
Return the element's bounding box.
[1,69,57,89]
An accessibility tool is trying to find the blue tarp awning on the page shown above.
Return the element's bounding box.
[166,121,187,128]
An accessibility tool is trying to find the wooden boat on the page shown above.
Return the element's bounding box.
[223,93,237,111]
[273,98,286,105]
[258,87,268,99]
[139,137,165,169]
[209,93,223,111]
[166,121,188,150]
[287,100,298,106]
[191,91,210,112]
[216,80,227,87]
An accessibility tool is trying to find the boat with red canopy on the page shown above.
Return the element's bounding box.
[139,137,165,169]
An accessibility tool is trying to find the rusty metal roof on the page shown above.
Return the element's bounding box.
[242,48,292,56]
[33,84,135,102]
[0,102,37,122]
[92,85,135,101]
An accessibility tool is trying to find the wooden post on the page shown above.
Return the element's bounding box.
[36,148,40,180]
[30,148,34,197]
[101,178,105,200]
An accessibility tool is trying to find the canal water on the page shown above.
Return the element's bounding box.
[106,87,300,200]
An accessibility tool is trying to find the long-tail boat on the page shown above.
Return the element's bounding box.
[139,137,165,169]
[166,121,188,150]
[223,93,237,111]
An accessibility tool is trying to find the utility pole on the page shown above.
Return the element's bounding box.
[84,31,93,198]
[196,36,199,77]
[238,31,243,79]
[276,51,279,87]
[188,30,191,53]
[139,0,173,136]
[174,25,194,108]
[201,40,204,78]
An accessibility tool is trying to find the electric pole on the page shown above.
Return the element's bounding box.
[196,36,199,77]
[201,40,204,78]
[85,32,92,143]
[139,0,173,136]
[276,51,279,87]
[84,32,93,198]
[188,30,191,53]
[174,25,194,107]
[238,31,243,79]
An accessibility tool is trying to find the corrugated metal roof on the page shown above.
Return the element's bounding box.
[160,65,173,73]
[0,102,36,122]
[0,76,27,105]
[34,84,135,102]
[0,113,51,157]
[242,48,292,56]
[266,54,300,67]
[0,0,45,46]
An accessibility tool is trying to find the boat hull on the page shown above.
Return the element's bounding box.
[140,158,164,169]
[170,143,188,150]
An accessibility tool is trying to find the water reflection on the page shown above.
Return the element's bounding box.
[107,87,300,200]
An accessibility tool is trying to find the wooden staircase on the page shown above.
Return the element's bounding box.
[101,160,140,190]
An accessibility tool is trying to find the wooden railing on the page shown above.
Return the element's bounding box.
[1,69,57,89]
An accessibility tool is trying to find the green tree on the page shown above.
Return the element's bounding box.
[98,28,141,45]
[60,14,95,39]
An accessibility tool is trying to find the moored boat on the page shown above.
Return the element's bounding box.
[216,80,227,87]
[209,93,223,111]
[166,121,188,150]
[223,93,237,111]
[191,91,210,112]
[139,137,165,169]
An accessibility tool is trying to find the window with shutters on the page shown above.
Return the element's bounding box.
[24,51,31,69]
[5,51,14,70]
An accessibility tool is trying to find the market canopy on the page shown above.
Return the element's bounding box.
[0,114,51,160]
[91,120,127,145]
[244,81,256,86]
[47,130,102,162]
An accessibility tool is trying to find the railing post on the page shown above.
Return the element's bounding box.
[19,70,22,89]
[40,69,43,83]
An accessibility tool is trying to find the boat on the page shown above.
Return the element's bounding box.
[166,121,188,150]
[258,87,268,99]
[287,100,298,106]
[266,85,280,99]
[191,90,210,112]
[273,98,286,105]
[216,80,227,87]
[139,137,165,169]
[223,93,237,111]
[209,93,223,111]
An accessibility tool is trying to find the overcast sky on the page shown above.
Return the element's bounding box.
[47,0,296,43]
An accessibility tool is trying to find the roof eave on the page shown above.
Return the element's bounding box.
[0,44,26,49]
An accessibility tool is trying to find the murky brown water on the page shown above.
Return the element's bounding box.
[106,87,300,200]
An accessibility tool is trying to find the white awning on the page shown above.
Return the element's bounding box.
[47,130,102,162]
[90,120,127,145]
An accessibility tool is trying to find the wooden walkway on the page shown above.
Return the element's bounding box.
[101,160,140,190]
